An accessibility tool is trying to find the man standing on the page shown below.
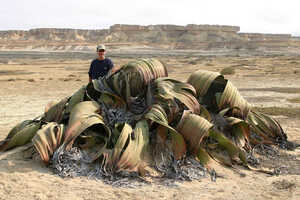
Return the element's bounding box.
[88,44,115,83]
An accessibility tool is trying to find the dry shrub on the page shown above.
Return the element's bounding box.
[220,67,235,75]
[27,79,35,82]
[205,63,214,66]
[0,60,9,64]
[188,60,197,65]
[253,106,300,118]
[287,97,300,104]
[293,70,300,74]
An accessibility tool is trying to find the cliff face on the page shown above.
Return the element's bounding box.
[0,24,299,51]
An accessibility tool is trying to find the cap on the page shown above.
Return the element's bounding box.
[96,44,106,51]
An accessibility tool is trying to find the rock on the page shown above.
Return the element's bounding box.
[0,24,299,51]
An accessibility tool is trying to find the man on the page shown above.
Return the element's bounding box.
[88,44,115,83]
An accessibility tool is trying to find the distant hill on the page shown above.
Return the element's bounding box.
[1,24,300,51]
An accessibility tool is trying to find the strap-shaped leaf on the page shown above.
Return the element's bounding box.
[32,122,65,163]
[246,110,287,144]
[196,147,221,178]
[106,58,168,99]
[145,104,170,128]
[43,98,68,123]
[64,86,86,115]
[91,79,126,108]
[107,120,150,172]
[145,104,187,159]
[64,101,111,150]
[117,120,150,171]
[216,81,251,119]
[176,111,213,153]
[196,147,215,168]
[169,129,187,160]
[209,129,247,165]
[109,123,133,167]
[155,125,186,160]
[225,117,250,149]
[187,70,223,97]
[199,106,212,122]
[0,120,41,151]
[152,78,200,114]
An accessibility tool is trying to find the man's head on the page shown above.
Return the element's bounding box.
[96,44,106,59]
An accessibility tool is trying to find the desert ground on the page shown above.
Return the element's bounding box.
[0,50,299,200]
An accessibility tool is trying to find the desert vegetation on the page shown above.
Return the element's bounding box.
[0,51,299,199]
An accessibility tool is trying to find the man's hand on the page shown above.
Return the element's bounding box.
[110,66,121,75]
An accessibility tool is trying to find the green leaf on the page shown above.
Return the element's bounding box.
[43,98,69,123]
[196,147,214,168]
[225,117,250,149]
[65,86,86,114]
[209,129,247,165]
[0,120,41,151]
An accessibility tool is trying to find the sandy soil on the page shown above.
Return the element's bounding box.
[0,51,299,200]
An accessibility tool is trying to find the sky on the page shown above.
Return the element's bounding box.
[1,0,299,36]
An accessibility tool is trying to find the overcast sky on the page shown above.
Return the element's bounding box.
[1,0,299,35]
